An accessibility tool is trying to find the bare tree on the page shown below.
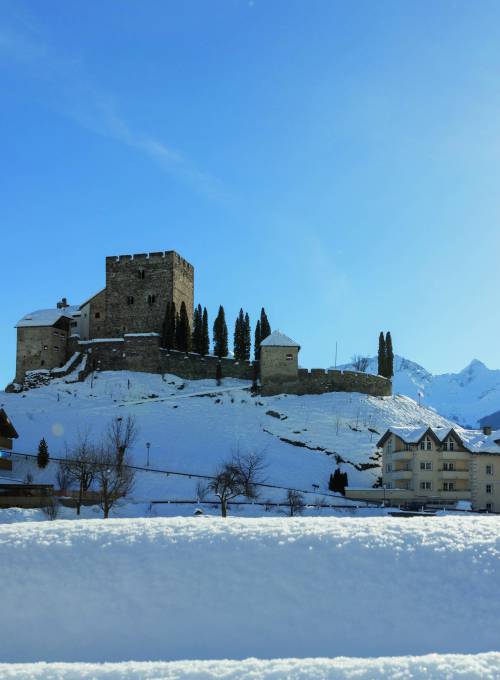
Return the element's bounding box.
[106,415,138,466]
[351,355,370,373]
[94,448,135,519]
[209,452,265,517]
[284,489,305,516]
[62,434,98,516]
[56,463,71,495]
[40,492,60,520]
[196,480,209,503]
[232,451,267,498]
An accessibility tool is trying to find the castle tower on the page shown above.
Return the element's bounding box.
[104,251,194,338]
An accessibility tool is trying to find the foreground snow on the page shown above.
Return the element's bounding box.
[2,653,500,679]
[1,517,499,663]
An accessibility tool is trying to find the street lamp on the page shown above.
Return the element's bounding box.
[146,442,151,468]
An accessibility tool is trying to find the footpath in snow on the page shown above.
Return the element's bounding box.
[1,653,500,679]
[1,517,499,664]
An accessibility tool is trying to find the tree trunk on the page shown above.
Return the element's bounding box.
[221,499,227,518]
[77,480,83,516]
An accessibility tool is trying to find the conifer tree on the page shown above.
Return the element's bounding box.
[162,301,177,350]
[213,306,228,358]
[233,308,245,361]
[377,331,386,377]
[254,320,262,360]
[385,332,394,379]
[192,304,203,354]
[201,307,209,356]
[329,467,348,495]
[260,308,271,342]
[243,312,251,361]
[37,438,49,469]
[176,302,192,353]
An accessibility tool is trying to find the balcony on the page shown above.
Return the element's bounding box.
[392,470,412,481]
[392,450,413,461]
[438,489,471,500]
[439,450,469,461]
[439,469,469,480]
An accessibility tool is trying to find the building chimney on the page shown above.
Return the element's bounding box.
[483,425,492,436]
[56,297,69,309]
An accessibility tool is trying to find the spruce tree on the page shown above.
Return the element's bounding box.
[176,302,192,353]
[260,307,271,342]
[213,306,228,358]
[385,332,394,379]
[192,304,203,354]
[233,309,245,361]
[254,320,262,360]
[201,307,209,356]
[377,331,386,377]
[37,438,49,469]
[162,301,177,350]
[243,312,251,361]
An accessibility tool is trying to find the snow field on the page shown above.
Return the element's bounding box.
[1,516,499,664]
[1,653,500,679]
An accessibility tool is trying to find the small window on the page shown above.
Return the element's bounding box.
[147,294,156,305]
[95,312,101,319]
[386,464,392,472]
[41,360,45,366]
[486,503,493,512]
[486,484,493,494]
[286,353,293,361]
[420,461,432,471]
[449,439,454,451]
[138,269,145,279]
[486,464,493,475]
[420,436,432,451]
[405,443,412,451]
[443,482,454,491]
[126,296,134,305]
[420,481,432,490]
[387,439,393,454]
[70,321,77,328]
[443,462,454,471]
[43,345,48,351]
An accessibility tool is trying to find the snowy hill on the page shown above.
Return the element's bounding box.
[340,355,500,427]
[0,369,455,512]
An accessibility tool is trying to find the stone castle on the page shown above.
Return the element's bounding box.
[11,249,391,398]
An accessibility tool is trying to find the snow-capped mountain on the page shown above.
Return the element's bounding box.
[340,355,500,427]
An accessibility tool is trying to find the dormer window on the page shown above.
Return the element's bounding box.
[420,436,432,451]
[387,438,393,454]
[442,437,454,451]
[138,269,145,280]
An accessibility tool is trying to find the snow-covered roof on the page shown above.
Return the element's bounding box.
[261,331,300,348]
[381,425,500,455]
[16,306,79,328]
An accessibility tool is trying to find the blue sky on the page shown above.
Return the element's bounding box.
[2,0,500,387]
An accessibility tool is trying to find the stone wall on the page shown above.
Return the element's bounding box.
[77,335,255,382]
[104,251,194,338]
[15,318,71,383]
[261,368,391,397]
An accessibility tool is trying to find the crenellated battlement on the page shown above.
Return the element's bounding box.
[105,251,194,271]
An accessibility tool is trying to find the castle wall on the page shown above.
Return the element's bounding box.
[260,345,299,383]
[261,368,391,398]
[15,319,70,384]
[78,335,254,382]
[104,251,194,338]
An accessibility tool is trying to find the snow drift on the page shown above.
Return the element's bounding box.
[2,653,500,679]
[1,517,499,664]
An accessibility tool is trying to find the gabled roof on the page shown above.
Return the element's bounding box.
[377,425,500,456]
[261,331,300,348]
[16,306,79,328]
[79,288,106,309]
[0,409,18,439]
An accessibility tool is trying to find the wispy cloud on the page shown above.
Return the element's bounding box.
[0,14,227,202]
